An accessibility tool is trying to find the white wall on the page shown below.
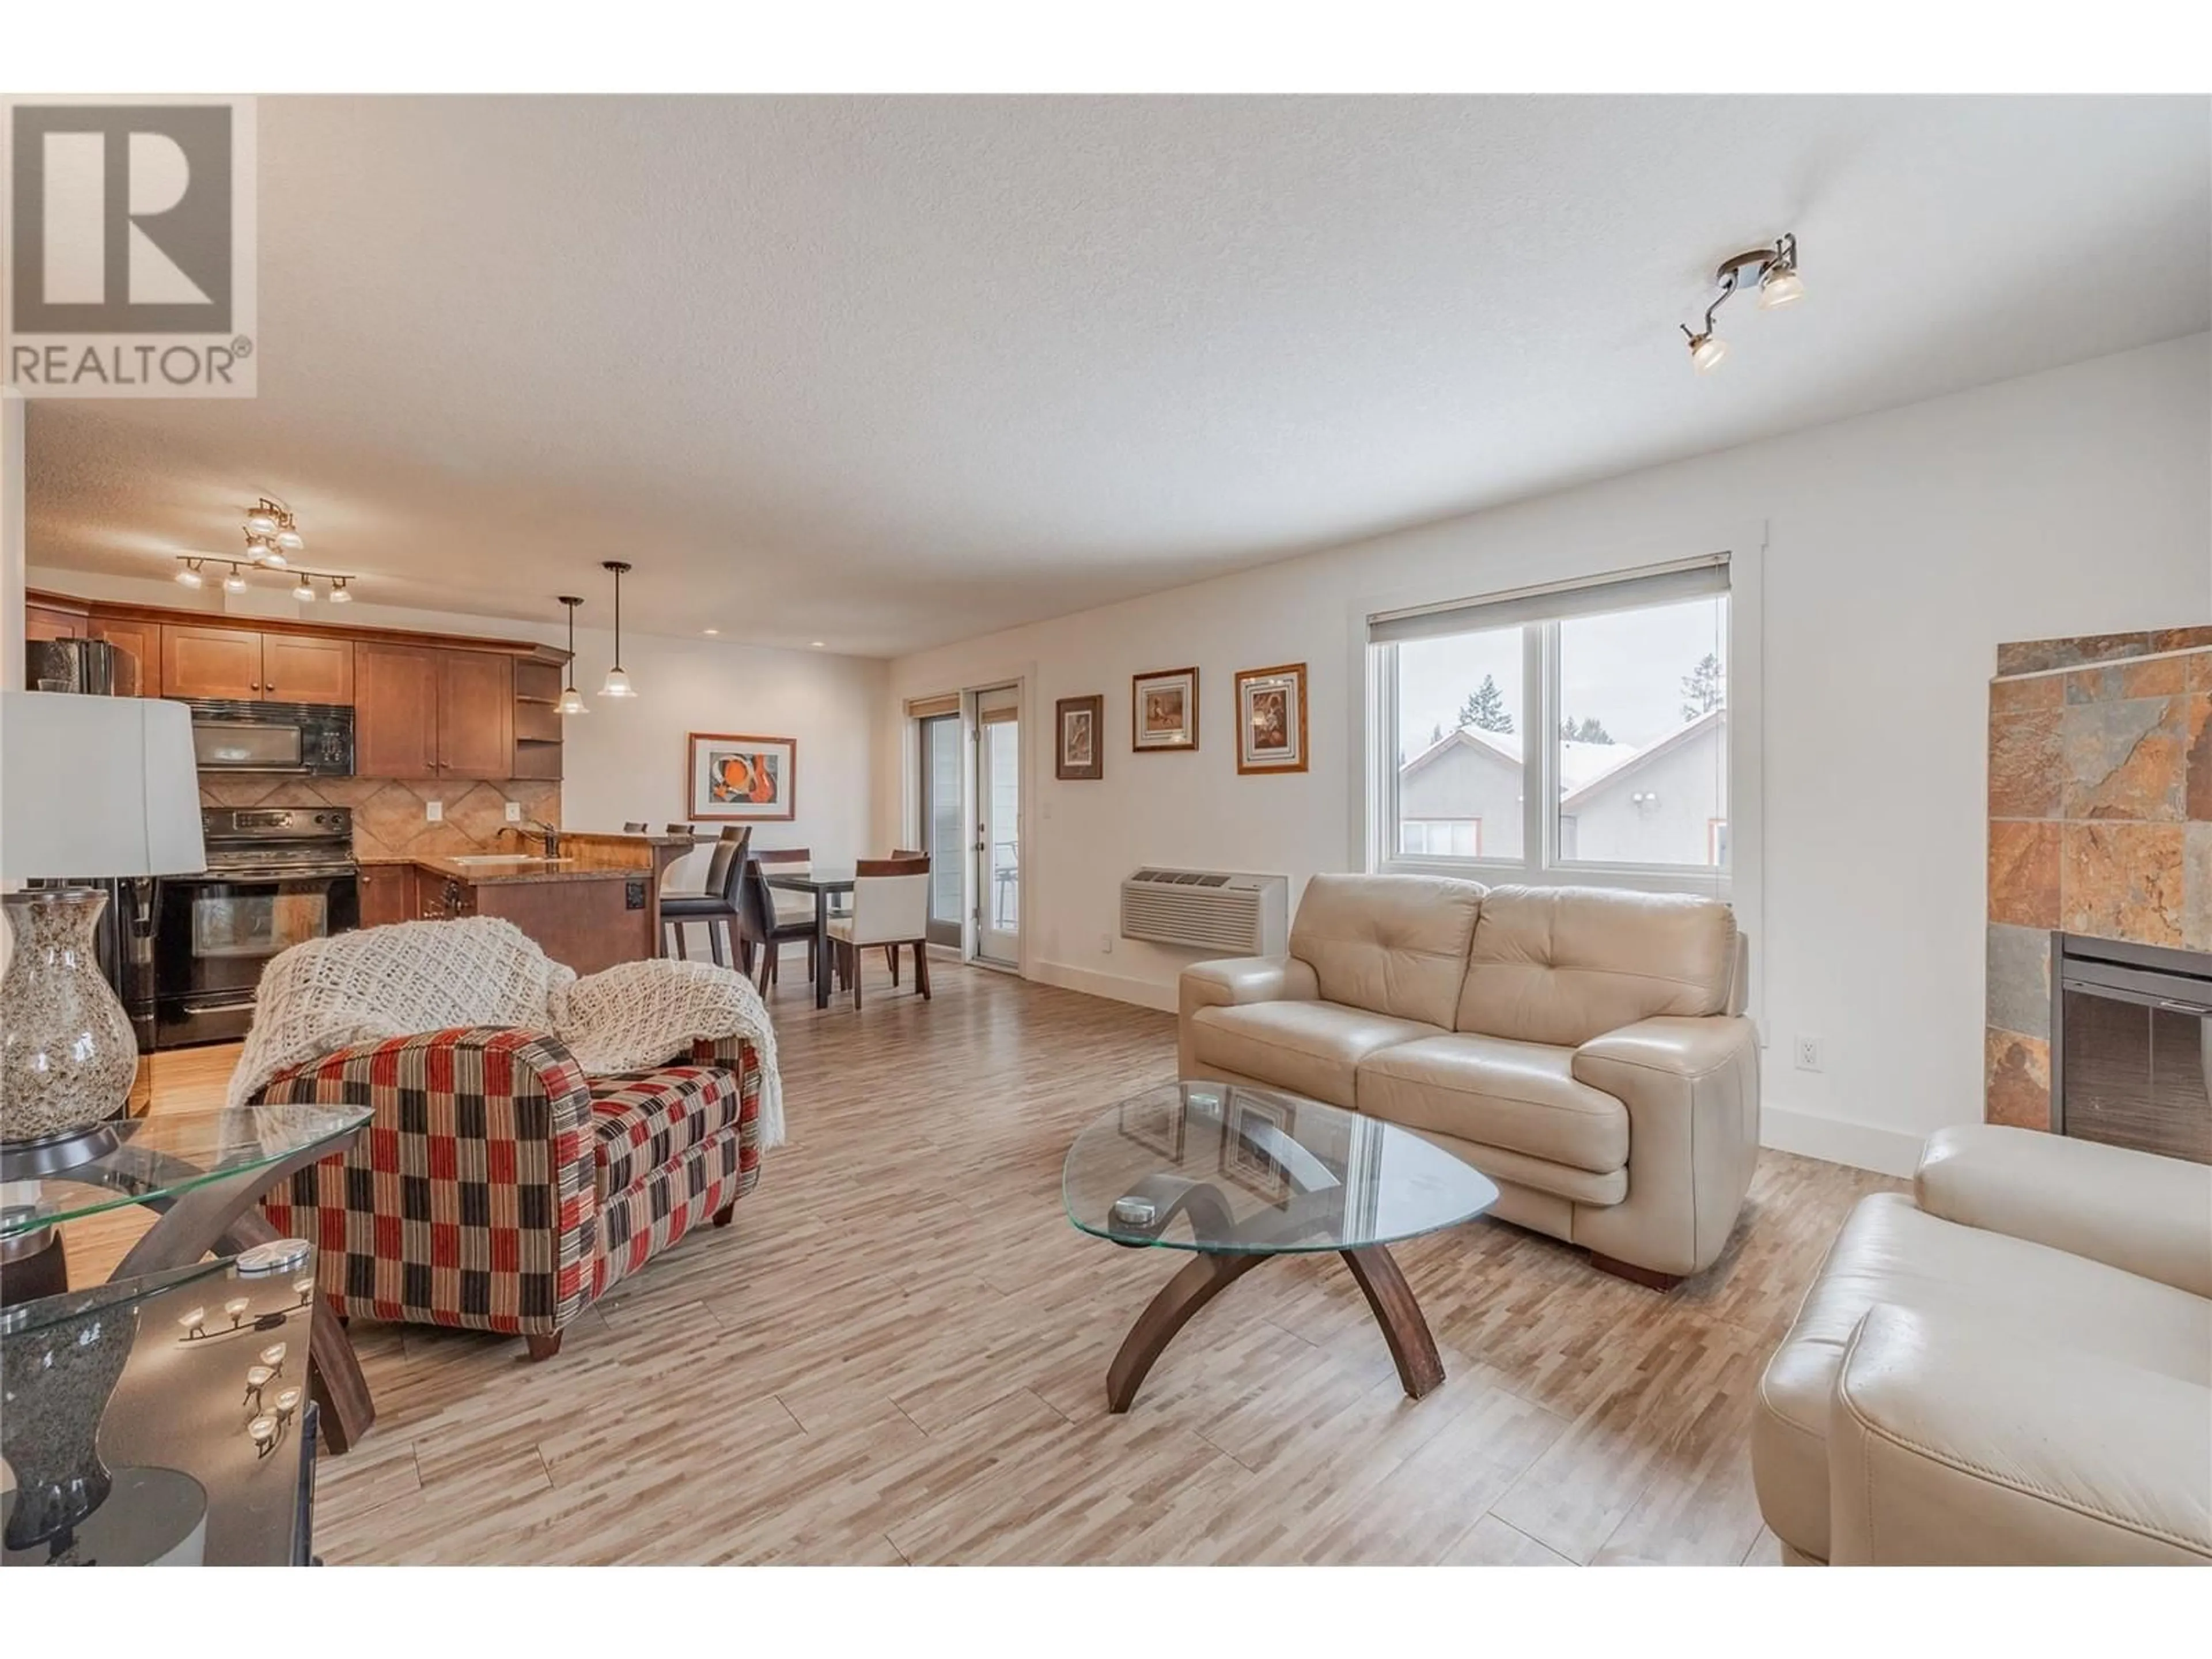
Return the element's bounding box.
[18,569,886,882]
[880,334,2212,1173]
[2,391,23,695]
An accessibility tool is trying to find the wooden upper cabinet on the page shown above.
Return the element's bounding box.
[88,618,161,696]
[163,624,267,699]
[355,643,443,778]
[26,604,84,642]
[357,642,509,779]
[437,649,515,779]
[263,634,354,704]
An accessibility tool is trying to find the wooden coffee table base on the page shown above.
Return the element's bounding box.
[1105,1237,1444,1413]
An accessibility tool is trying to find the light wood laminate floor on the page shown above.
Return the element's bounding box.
[59,961,1899,1565]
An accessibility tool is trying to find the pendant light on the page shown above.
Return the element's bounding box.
[556,596,590,715]
[599,561,637,698]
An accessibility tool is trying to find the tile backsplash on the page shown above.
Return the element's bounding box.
[198,775,561,861]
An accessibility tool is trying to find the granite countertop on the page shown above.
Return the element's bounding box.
[366,855,638,887]
[560,830,699,847]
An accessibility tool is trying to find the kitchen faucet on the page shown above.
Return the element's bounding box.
[524,819,561,858]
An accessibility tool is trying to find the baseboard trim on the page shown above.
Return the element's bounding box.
[1760,1105,1922,1177]
[1027,959,1178,1013]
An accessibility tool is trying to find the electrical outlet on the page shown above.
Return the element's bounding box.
[425,800,442,824]
[1099,933,1113,954]
[1794,1036,1824,1073]
[504,801,522,823]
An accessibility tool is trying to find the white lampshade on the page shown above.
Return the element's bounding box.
[1,694,207,878]
[1758,268,1805,310]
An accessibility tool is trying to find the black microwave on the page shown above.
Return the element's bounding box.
[181,698,355,777]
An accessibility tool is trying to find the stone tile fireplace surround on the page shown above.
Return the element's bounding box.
[1986,626,2212,1132]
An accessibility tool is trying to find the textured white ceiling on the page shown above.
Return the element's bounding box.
[25,94,2210,657]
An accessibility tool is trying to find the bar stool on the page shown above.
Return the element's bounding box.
[660,827,748,963]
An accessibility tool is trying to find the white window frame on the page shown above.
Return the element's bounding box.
[1350,532,1763,930]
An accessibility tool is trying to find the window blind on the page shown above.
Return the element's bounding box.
[906,694,960,719]
[1366,552,1730,645]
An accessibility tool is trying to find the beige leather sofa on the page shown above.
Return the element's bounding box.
[1177,873,1758,1286]
[1753,1123,2212,1565]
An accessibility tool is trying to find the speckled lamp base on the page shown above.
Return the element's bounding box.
[0,889,137,1146]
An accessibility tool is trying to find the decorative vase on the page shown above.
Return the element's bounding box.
[0,889,137,1146]
[0,1287,138,1554]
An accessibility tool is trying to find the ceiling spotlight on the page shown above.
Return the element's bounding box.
[223,565,248,594]
[1678,232,1801,374]
[809,641,827,649]
[175,559,205,589]
[702,628,719,637]
[328,577,353,604]
[274,528,306,554]
[247,535,285,567]
[292,577,316,603]
[599,562,638,698]
[244,506,279,538]
[1758,267,1805,310]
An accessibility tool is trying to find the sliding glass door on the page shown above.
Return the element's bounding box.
[918,712,963,948]
[975,687,1020,967]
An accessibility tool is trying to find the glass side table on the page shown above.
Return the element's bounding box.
[0,1103,376,1452]
[3,1256,324,1566]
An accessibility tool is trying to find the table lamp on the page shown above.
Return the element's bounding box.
[1,692,204,1157]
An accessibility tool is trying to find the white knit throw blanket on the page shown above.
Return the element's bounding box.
[228,917,785,1148]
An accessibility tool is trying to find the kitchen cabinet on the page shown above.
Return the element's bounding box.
[355,863,417,929]
[163,624,355,704]
[26,603,85,642]
[437,649,516,779]
[88,618,162,696]
[356,642,513,780]
[263,634,354,703]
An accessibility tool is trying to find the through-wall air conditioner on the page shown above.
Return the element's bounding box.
[1119,868,1289,955]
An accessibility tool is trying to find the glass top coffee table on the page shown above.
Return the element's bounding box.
[1063,1080,1498,1412]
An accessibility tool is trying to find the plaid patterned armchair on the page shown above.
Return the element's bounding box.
[256,1025,763,1359]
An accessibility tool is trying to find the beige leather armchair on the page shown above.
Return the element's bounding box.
[1755,1124,2212,1565]
[1179,873,1759,1286]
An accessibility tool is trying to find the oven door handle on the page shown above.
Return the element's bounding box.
[189,865,359,881]
[198,765,316,774]
[2157,998,2211,1017]
[180,1000,256,1017]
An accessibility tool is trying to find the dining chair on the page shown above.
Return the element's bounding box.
[623,821,649,834]
[825,857,931,1010]
[752,846,816,930]
[739,855,819,988]
[659,826,749,964]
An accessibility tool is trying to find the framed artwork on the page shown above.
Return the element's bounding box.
[1056,694,1104,781]
[1131,666,1199,752]
[1219,1090,1294,1203]
[1234,661,1309,775]
[687,732,797,821]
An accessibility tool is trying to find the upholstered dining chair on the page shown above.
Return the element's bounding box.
[738,855,819,988]
[623,821,649,834]
[660,827,749,964]
[826,856,931,1009]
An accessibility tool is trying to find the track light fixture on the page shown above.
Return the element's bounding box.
[179,556,358,603]
[1679,232,1802,374]
[556,596,590,715]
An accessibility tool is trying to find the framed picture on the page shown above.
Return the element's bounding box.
[687,732,797,821]
[1131,666,1199,752]
[1234,662,1309,775]
[1056,694,1104,781]
[1219,1090,1294,1203]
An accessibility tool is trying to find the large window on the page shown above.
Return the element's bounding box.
[1372,557,1730,886]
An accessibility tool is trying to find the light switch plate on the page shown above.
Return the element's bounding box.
[425,801,442,823]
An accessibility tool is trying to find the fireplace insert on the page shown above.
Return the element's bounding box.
[2050,933,2211,1165]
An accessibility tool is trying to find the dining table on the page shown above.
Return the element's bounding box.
[763,866,857,1009]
